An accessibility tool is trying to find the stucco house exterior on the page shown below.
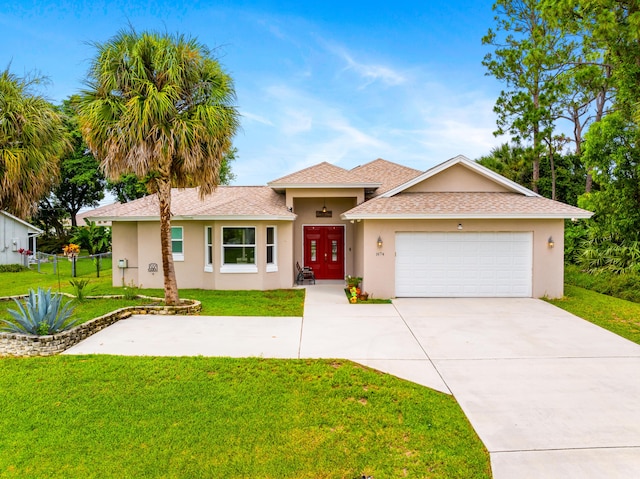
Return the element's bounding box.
[85,155,592,298]
[0,211,42,265]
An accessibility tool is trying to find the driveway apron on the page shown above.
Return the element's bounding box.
[64,285,640,477]
[393,297,640,479]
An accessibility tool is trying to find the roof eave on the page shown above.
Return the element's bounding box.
[341,212,594,220]
[268,182,381,190]
[86,214,297,222]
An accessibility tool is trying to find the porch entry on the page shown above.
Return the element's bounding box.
[303,225,345,280]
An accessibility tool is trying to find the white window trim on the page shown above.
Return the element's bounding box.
[171,226,184,262]
[266,226,278,272]
[204,226,213,272]
[220,226,258,274]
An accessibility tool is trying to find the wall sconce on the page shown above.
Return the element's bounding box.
[457,223,463,230]
[322,204,327,213]
[377,236,383,248]
[548,236,555,248]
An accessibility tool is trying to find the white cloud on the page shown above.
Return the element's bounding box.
[340,51,406,88]
[239,110,274,127]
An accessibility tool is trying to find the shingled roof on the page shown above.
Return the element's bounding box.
[350,158,422,197]
[268,161,381,189]
[342,192,594,219]
[84,187,296,221]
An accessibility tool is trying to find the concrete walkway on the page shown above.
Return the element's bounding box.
[64,283,640,478]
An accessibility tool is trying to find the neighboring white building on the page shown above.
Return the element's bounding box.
[0,211,43,265]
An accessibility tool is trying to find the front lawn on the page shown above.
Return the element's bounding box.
[0,270,305,317]
[547,284,640,345]
[0,297,158,326]
[0,356,491,479]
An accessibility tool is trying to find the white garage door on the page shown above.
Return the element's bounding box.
[396,232,532,297]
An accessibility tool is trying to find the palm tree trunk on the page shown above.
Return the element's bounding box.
[158,178,180,305]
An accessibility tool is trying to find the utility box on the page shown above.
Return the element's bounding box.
[117,258,128,269]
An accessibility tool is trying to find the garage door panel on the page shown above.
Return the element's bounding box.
[396,232,532,297]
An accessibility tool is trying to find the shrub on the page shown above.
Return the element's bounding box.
[565,264,640,303]
[1,287,78,335]
[0,264,27,273]
[69,278,92,301]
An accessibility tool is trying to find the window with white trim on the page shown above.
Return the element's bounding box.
[266,226,277,272]
[171,226,184,261]
[221,227,257,273]
[204,226,213,272]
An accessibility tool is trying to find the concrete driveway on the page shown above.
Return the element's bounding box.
[64,285,640,478]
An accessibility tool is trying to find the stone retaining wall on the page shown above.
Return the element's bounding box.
[0,296,201,357]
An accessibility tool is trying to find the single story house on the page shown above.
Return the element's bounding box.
[85,155,592,298]
[0,210,42,265]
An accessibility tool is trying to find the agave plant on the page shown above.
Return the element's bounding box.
[0,287,77,335]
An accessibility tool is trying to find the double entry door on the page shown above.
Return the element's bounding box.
[303,226,344,280]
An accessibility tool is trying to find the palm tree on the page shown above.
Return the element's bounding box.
[78,30,239,305]
[0,69,68,218]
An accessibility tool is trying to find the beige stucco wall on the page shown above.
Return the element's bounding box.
[359,218,565,299]
[406,164,511,193]
[111,220,294,290]
[111,222,139,287]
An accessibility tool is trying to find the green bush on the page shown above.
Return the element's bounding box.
[0,264,27,273]
[565,264,640,303]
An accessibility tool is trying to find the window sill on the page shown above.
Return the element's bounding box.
[220,264,258,274]
[204,265,213,273]
[266,264,278,273]
[172,253,184,262]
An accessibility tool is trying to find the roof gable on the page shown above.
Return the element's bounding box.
[382,155,539,198]
[350,158,422,196]
[268,161,381,189]
[1,211,42,233]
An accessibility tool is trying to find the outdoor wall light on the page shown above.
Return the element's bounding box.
[457,223,463,230]
[322,204,327,213]
[377,236,383,248]
[548,236,555,248]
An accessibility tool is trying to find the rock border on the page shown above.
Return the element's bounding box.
[0,294,201,357]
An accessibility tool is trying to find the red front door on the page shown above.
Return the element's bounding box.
[304,226,344,280]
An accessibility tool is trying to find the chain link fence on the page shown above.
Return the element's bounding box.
[30,251,113,278]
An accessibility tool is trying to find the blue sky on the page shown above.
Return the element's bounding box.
[1,0,506,185]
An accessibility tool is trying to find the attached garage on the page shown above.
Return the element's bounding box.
[395,232,533,297]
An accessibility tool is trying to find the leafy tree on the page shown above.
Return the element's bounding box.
[52,97,106,227]
[483,0,576,193]
[581,111,640,240]
[107,147,238,203]
[107,173,149,204]
[72,220,111,255]
[477,143,532,187]
[79,29,239,305]
[0,69,68,218]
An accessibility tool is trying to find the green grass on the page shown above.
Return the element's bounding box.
[0,356,491,479]
[548,284,640,345]
[0,297,158,326]
[0,269,305,317]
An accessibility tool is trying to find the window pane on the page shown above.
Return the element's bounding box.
[172,241,183,254]
[223,227,255,245]
[311,240,316,261]
[332,240,338,261]
[224,246,255,264]
[207,227,212,244]
[267,245,274,263]
[266,227,274,244]
[171,227,182,240]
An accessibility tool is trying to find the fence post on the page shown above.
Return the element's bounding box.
[72,256,76,278]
